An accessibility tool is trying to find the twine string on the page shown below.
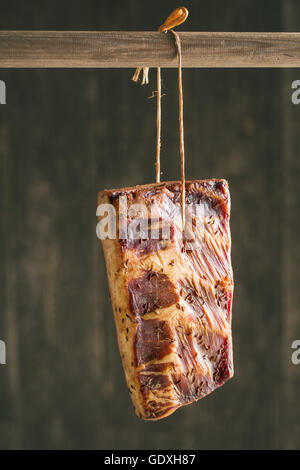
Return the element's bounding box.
[156,67,161,183]
[132,7,188,224]
[169,29,185,226]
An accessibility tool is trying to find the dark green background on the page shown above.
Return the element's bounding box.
[0,0,300,450]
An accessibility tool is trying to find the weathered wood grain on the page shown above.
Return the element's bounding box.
[1,31,300,68]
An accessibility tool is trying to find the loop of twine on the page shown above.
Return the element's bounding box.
[132,65,161,183]
[132,7,188,225]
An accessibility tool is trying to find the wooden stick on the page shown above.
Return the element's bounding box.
[1,31,300,68]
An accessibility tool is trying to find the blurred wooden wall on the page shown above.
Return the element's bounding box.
[0,0,300,449]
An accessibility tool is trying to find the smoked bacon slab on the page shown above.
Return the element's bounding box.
[98,179,233,420]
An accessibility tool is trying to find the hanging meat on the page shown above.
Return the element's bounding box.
[97,178,233,420]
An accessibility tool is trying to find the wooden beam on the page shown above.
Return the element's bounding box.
[1,31,300,68]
